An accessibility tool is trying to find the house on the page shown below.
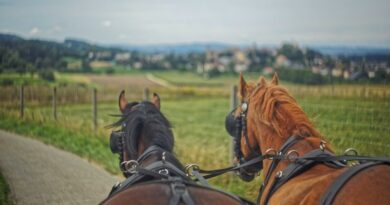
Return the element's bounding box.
[332,68,343,77]
[343,70,351,79]
[115,53,131,63]
[312,66,321,74]
[350,71,368,80]
[275,55,291,68]
[133,62,143,69]
[368,70,376,78]
[95,51,112,60]
[320,68,330,76]
[263,67,274,75]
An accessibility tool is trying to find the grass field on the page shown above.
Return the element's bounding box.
[0,171,11,205]
[1,96,389,200]
[1,71,390,200]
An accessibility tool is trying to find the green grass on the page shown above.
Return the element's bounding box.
[0,171,11,205]
[1,95,389,200]
[0,72,47,86]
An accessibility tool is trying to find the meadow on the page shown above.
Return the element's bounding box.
[0,71,390,200]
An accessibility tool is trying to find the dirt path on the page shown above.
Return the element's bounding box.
[0,130,118,205]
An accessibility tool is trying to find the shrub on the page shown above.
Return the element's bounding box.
[38,69,55,82]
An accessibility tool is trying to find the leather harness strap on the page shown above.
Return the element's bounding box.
[101,145,254,205]
[169,177,196,205]
[262,150,345,205]
[318,161,388,205]
[257,135,302,204]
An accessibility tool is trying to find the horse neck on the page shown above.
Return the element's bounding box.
[137,145,183,170]
[253,92,327,175]
[137,145,166,167]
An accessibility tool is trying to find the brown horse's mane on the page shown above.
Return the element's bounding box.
[248,77,322,141]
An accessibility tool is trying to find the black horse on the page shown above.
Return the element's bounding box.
[100,91,254,205]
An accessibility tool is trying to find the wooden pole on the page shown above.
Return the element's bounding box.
[20,85,24,118]
[230,85,238,110]
[52,87,57,120]
[92,88,97,132]
[143,88,149,101]
[230,85,238,162]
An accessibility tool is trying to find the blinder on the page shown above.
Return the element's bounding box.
[225,102,263,181]
[110,131,124,154]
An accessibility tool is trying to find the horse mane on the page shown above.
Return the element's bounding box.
[250,81,322,140]
[110,101,174,157]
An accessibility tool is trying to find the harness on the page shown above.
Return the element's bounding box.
[259,136,390,205]
[101,145,254,205]
[222,85,390,205]
[193,135,390,205]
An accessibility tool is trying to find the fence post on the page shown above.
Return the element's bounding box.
[20,85,24,118]
[52,87,57,120]
[143,88,149,101]
[230,85,238,162]
[230,85,238,110]
[92,88,97,132]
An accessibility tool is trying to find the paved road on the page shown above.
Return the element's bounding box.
[0,130,118,205]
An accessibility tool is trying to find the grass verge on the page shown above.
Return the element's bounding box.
[0,171,11,205]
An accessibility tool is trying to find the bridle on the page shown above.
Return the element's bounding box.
[105,101,257,205]
[109,102,148,177]
[225,99,263,181]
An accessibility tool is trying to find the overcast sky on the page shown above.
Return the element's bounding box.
[0,0,389,46]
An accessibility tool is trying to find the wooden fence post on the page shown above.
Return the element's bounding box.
[143,88,149,101]
[20,85,24,118]
[92,88,97,132]
[230,85,238,162]
[230,85,238,110]
[52,87,57,120]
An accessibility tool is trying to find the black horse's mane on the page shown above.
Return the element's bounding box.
[110,101,174,158]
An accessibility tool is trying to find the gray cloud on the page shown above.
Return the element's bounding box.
[0,0,389,46]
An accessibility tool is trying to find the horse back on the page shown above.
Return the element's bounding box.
[332,164,390,205]
[102,181,246,205]
[269,164,390,205]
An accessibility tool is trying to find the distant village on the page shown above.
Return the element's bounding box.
[1,32,389,85]
[87,43,390,82]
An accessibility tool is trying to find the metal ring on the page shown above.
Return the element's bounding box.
[286,150,299,162]
[185,164,200,177]
[276,171,283,178]
[241,102,248,112]
[121,160,139,174]
[162,152,166,163]
[158,168,169,175]
[320,140,327,151]
[344,148,358,156]
[265,148,277,159]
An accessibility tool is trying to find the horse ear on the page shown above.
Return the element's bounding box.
[258,76,267,86]
[152,93,161,110]
[239,73,247,98]
[119,90,128,113]
[271,72,279,85]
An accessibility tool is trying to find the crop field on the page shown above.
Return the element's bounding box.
[1,71,390,200]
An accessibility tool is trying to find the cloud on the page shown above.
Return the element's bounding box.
[29,27,41,35]
[53,25,62,32]
[101,20,111,27]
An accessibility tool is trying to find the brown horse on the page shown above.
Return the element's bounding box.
[225,74,390,205]
[100,91,253,205]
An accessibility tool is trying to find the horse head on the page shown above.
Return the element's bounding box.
[109,90,174,177]
[226,73,323,181]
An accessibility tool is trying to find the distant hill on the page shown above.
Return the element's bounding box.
[0,33,123,73]
[113,42,233,54]
[308,45,390,56]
